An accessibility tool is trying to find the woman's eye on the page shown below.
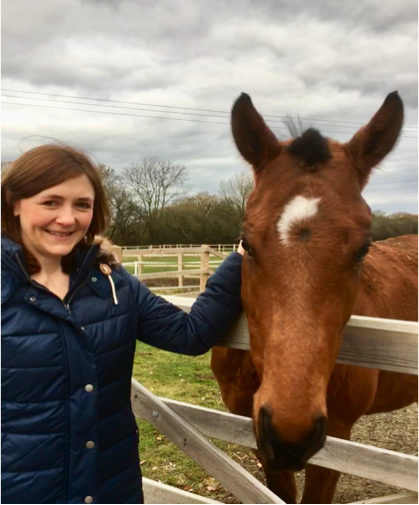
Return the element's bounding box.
[42,200,58,207]
[354,239,372,263]
[76,202,92,210]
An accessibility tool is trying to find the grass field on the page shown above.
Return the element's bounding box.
[133,341,261,503]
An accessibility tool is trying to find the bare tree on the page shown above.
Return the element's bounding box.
[219,171,253,229]
[1,161,13,176]
[108,186,145,245]
[122,157,188,243]
[97,164,115,194]
[96,163,148,243]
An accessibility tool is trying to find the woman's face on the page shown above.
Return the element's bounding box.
[13,174,95,263]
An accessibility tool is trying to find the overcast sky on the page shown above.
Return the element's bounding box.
[2,0,418,213]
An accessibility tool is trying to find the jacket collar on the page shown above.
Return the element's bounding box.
[2,236,25,304]
[1,235,29,281]
[1,234,101,303]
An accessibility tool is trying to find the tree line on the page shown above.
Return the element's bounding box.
[2,159,417,246]
[99,158,417,246]
[98,158,252,245]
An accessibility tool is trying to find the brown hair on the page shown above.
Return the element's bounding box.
[1,144,111,273]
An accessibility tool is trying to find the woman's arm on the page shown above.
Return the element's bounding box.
[131,251,243,356]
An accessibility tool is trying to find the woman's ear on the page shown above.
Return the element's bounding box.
[13,201,20,217]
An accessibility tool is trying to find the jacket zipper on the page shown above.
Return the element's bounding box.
[15,245,97,502]
[16,253,73,500]
[63,244,97,309]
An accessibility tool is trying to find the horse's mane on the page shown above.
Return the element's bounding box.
[287,128,331,168]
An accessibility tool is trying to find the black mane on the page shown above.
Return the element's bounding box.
[287,128,331,167]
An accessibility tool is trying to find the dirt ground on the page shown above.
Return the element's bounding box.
[331,403,418,504]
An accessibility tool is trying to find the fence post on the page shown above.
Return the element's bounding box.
[137,254,143,275]
[200,245,210,291]
[178,252,183,288]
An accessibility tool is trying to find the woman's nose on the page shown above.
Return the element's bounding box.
[55,207,76,225]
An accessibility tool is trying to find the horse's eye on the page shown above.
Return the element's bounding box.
[354,239,372,263]
[241,238,253,256]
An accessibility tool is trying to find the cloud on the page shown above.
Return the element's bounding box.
[2,0,417,213]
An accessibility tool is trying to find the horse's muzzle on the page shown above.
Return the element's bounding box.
[257,405,327,472]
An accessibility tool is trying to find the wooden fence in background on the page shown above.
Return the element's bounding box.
[122,243,238,253]
[121,245,227,291]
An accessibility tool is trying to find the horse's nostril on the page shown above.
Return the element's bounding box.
[303,414,327,461]
[313,415,327,446]
[257,407,327,471]
[257,405,275,460]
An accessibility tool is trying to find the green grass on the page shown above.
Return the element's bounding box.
[133,342,263,502]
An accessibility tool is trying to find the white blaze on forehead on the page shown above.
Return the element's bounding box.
[277,196,321,244]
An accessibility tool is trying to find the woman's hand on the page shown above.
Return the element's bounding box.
[237,240,245,256]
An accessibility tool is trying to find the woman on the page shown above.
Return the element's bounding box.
[1,145,244,504]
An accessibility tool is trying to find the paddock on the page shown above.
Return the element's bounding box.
[120,245,228,292]
[131,295,418,504]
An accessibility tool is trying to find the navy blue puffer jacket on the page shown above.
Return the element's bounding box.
[1,236,243,504]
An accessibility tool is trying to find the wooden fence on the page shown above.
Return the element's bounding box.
[132,295,418,504]
[122,243,239,253]
[122,245,227,291]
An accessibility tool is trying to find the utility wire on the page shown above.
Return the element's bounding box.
[2,94,388,135]
[3,100,417,139]
[3,88,417,131]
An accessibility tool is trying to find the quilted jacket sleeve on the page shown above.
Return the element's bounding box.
[131,252,243,356]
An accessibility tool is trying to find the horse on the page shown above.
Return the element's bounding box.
[211,92,418,504]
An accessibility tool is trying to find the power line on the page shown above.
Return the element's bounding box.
[3,100,417,139]
[2,94,387,135]
[1,100,228,125]
[1,94,235,121]
[3,88,417,131]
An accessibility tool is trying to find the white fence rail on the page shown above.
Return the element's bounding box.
[122,246,227,291]
[122,243,238,253]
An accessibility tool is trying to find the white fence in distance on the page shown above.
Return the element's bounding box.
[122,245,227,291]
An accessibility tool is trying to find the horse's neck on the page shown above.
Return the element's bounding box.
[355,236,418,321]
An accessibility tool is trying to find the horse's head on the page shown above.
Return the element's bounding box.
[232,92,403,471]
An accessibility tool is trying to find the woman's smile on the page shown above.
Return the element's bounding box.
[44,230,76,238]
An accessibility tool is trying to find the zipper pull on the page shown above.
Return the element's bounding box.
[100,264,119,305]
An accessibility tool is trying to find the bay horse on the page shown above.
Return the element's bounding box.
[211,92,418,504]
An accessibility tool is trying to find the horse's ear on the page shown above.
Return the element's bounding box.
[231,93,281,172]
[347,91,404,189]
